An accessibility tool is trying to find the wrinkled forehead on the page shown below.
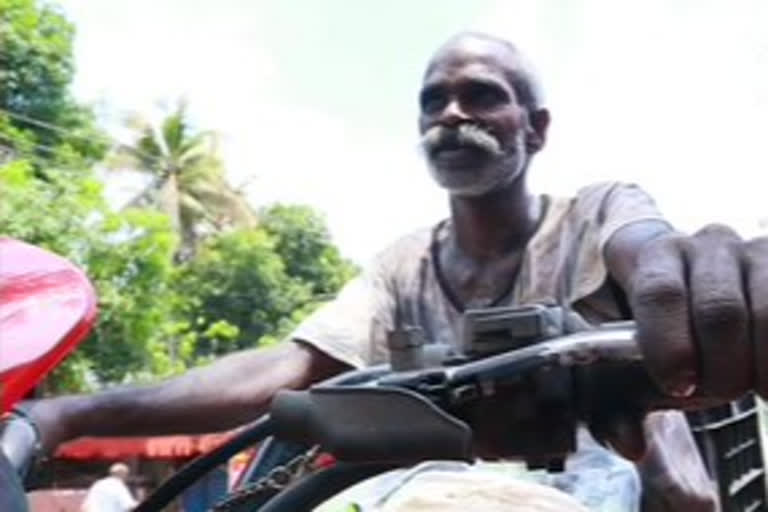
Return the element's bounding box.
[423,37,521,89]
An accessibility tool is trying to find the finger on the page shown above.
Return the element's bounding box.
[630,236,697,396]
[745,237,768,398]
[688,225,750,397]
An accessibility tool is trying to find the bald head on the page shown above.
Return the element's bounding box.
[109,462,130,480]
[418,32,550,197]
[425,32,544,112]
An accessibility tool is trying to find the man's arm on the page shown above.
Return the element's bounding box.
[26,341,349,453]
[602,219,672,291]
[116,480,138,510]
[605,220,719,511]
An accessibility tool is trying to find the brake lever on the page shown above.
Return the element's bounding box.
[388,321,729,412]
[377,322,734,464]
[378,323,643,408]
[367,324,647,467]
[447,322,640,385]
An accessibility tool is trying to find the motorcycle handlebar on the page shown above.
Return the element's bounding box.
[2,321,741,510]
[271,322,736,465]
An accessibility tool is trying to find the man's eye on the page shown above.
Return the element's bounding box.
[465,84,507,109]
[421,92,447,114]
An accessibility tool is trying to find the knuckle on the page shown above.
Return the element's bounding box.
[632,275,687,310]
[639,233,685,258]
[694,223,742,242]
[694,295,747,334]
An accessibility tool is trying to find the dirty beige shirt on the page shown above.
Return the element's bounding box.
[291,181,716,511]
[292,181,665,364]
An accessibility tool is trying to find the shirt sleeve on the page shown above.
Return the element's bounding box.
[289,254,397,369]
[116,482,138,510]
[595,182,674,249]
[568,182,673,319]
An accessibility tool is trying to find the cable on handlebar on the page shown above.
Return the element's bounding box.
[135,368,387,511]
[135,416,276,512]
[258,462,398,512]
[320,364,391,386]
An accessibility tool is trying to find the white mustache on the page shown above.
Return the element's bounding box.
[421,123,503,157]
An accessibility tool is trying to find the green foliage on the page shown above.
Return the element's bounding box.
[0,0,356,395]
[0,0,109,160]
[1,158,356,391]
[0,159,182,390]
[115,102,256,256]
[83,209,183,383]
[173,207,359,360]
[176,229,313,357]
[260,204,358,295]
[0,0,75,119]
[0,159,103,261]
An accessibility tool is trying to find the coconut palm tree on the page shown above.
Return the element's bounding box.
[116,102,257,259]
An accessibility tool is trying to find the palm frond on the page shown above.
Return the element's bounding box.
[179,192,209,223]
[115,100,252,253]
[189,185,257,228]
[177,157,225,188]
[161,103,191,156]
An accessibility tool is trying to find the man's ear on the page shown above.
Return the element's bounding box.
[526,108,550,154]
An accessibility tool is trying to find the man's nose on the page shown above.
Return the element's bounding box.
[437,99,470,126]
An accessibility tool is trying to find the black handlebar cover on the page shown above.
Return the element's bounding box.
[271,386,473,463]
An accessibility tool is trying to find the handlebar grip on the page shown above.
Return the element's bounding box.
[0,416,37,512]
[0,416,40,479]
[271,386,473,463]
[0,449,28,512]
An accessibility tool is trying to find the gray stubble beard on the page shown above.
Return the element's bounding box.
[423,127,528,198]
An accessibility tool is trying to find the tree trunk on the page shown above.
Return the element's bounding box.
[158,170,181,234]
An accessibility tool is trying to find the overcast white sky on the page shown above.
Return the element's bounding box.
[59,0,768,263]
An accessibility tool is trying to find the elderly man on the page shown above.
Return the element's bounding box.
[19,32,768,510]
[80,463,137,512]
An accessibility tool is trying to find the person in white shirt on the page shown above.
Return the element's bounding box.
[80,462,137,512]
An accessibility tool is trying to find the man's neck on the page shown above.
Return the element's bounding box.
[448,175,541,261]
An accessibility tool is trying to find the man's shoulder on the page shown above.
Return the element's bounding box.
[90,477,111,489]
[370,224,437,273]
[569,181,658,218]
[91,476,120,491]
[572,180,629,203]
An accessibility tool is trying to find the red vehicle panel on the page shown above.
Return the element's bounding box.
[0,238,97,412]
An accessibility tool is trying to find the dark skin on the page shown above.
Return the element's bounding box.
[418,37,548,307]
[27,341,347,453]
[418,36,723,510]
[421,35,768,403]
[437,186,544,309]
[21,33,765,510]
